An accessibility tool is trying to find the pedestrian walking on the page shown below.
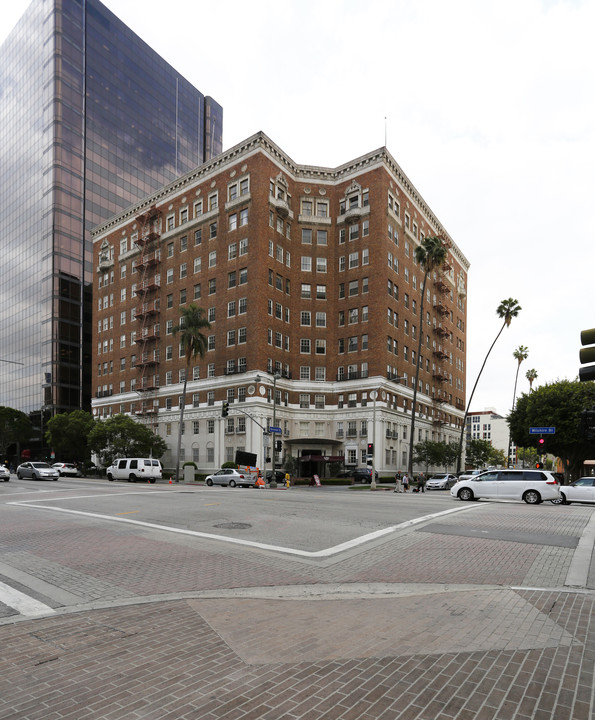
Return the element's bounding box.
[418,472,425,493]
[402,473,409,492]
[393,470,403,493]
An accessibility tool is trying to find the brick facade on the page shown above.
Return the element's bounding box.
[92,132,469,476]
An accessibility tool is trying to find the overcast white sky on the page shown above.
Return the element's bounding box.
[4,0,594,416]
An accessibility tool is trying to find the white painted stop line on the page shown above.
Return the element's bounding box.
[0,580,55,617]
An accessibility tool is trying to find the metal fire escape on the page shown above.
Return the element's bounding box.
[431,253,453,430]
[134,206,162,430]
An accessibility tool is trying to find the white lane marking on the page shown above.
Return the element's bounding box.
[0,580,55,617]
[8,498,479,557]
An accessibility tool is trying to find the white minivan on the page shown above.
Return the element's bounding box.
[107,458,162,483]
[450,469,560,504]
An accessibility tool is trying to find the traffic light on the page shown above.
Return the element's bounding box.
[579,328,595,381]
[221,401,229,418]
[537,436,546,454]
[276,440,282,451]
[367,442,374,455]
[536,462,544,469]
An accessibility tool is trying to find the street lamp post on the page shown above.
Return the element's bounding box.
[371,375,406,489]
[270,372,281,487]
[256,372,281,487]
[370,390,378,489]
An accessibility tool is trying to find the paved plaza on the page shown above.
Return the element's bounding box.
[1,485,594,719]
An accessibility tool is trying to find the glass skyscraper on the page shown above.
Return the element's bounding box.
[0,0,222,420]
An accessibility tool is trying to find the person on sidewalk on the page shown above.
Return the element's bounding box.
[402,473,409,492]
[393,470,403,493]
[418,473,426,493]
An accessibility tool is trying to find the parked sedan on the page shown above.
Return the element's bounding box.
[204,468,257,488]
[352,467,379,483]
[52,462,81,477]
[551,476,595,505]
[16,462,59,480]
[0,465,10,482]
[426,473,458,490]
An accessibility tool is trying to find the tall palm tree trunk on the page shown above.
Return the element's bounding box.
[408,272,428,477]
[174,375,188,483]
[455,321,507,473]
[506,364,522,468]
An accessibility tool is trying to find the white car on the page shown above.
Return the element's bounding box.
[450,469,560,505]
[0,465,9,482]
[426,473,458,490]
[52,463,81,477]
[204,468,257,488]
[16,462,60,481]
[551,477,595,505]
[457,469,485,481]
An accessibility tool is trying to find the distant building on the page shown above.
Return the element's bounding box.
[0,0,222,420]
[466,409,512,464]
[91,132,470,477]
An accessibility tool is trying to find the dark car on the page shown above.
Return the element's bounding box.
[265,469,287,482]
[352,467,379,483]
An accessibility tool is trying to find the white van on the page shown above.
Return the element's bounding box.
[450,469,560,504]
[107,458,162,483]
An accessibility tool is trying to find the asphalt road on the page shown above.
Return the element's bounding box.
[2,476,468,554]
[1,474,595,719]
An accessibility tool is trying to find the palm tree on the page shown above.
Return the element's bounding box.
[511,346,529,409]
[407,236,447,478]
[172,303,210,482]
[456,298,522,473]
[526,368,538,391]
[507,345,528,467]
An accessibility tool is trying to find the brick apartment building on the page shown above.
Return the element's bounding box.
[91,132,469,477]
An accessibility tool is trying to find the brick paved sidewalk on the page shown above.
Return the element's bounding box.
[1,588,593,720]
[1,499,594,718]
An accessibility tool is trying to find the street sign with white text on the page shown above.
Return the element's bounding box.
[529,427,555,434]
[268,426,282,434]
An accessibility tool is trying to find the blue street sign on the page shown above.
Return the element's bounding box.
[268,426,282,434]
[529,427,555,434]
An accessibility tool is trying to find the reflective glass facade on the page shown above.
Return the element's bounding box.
[0,0,222,417]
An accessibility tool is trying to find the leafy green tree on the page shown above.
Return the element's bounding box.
[464,438,494,469]
[0,406,32,460]
[45,410,95,462]
[414,440,461,473]
[172,303,210,482]
[88,414,167,467]
[488,447,508,467]
[516,446,539,468]
[413,440,443,472]
[443,441,462,471]
[456,298,522,472]
[408,236,447,477]
[508,379,595,479]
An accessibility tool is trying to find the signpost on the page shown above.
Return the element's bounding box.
[268,426,281,434]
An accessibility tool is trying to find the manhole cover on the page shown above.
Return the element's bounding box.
[214,522,252,530]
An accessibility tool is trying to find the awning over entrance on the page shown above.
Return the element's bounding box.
[298,455,344,463]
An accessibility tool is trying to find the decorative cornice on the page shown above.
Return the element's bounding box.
[91,131,470,271]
